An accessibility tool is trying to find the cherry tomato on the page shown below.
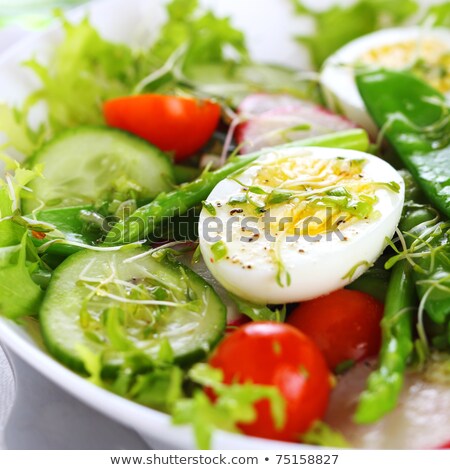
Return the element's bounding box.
[435,440,450,449]
[209,322,331,442]
[103,94,221,161]
[287,289,383,371]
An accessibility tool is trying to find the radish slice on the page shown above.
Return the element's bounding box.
[325,360,450,449]
[236,94,356,154]
[238,93,308,115]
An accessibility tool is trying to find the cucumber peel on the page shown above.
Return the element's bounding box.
[40,248,226,373]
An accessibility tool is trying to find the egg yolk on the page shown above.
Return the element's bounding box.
[228,153,399,238]
[359,38,450,94]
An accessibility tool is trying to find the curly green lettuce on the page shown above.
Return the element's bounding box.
[228,293,286,322]
[172,363,286,450]
[150,0,248,70]
[301,421,349,448]
[0,159,43,318]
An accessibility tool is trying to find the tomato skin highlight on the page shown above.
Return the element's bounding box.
[209,322,331,442]
[103,94,221,161]
[287,289,383,371]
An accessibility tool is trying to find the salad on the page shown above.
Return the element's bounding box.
[0,0,449,450]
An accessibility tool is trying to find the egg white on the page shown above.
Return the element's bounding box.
[199,146,404,304]
[320,27,450,137]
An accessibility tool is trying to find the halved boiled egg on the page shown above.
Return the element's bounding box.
[321,27,450,136]
[199,146,404,304]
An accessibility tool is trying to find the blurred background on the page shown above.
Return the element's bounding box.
[0,0,89,25]
[0,0,444,69]
[0,0,88,50]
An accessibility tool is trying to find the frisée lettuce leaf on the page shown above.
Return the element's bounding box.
[301,421,350,448]
[0,104,46,156]
[172,363,286,450]
[24,13,139,134]
[0,160,44,318]
[149,0,248,71]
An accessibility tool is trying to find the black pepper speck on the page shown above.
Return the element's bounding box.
[230,208,244,215]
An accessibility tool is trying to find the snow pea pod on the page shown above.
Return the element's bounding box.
[356,69,450,218]
[398,171,450,326]
[29,205,102,256]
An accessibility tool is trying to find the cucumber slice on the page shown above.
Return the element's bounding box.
[40,248,226,372]
[24,127,174,213]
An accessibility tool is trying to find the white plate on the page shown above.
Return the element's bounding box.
[0,0,314,450]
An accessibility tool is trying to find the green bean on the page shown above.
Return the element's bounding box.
[104,129,369,245]
[354,260,415,424]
